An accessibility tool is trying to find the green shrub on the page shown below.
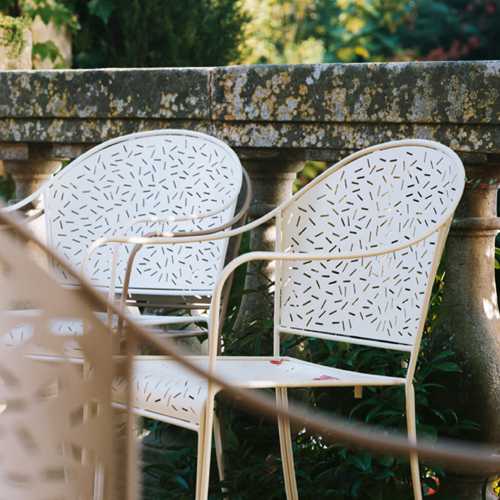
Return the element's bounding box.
[63,0,247,68]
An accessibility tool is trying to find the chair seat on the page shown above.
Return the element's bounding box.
[2,310,207,348]
[112,356,405,428]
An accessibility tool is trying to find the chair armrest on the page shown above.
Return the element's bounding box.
[81,215,269,317]
[0,204,45,231]
[0,207,44,223]
[206,222,449,363]
[0,186,47,230]
[82,202,277,275]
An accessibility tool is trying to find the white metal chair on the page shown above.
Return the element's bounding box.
[90,140,466,499]
[1,129,250,337]
[1,130,251,497]
[0,213,138,500]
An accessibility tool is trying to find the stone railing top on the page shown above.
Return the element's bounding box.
[211,62,500,124]
[0,68,210,120]
[1,61,500,159]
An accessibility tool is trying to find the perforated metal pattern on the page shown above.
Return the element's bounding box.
[44,131,242,295]
[279,145,463,348]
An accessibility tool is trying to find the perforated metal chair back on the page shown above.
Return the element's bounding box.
[8,130,244,299]
[276,141,465,352]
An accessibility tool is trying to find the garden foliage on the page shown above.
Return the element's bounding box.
[63,0,247,67]
[240,0,500,64]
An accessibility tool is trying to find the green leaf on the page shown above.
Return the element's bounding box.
[430,349,455,362]
[350,453,372,472]
[32,40,61,62]
[174,474,189,490]
[433,361,461,373]
[88,0,115,24]
[377,455,395,468]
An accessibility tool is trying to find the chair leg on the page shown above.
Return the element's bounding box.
[213,412,227,485]
[406,384,423,500]
[276,387,299,500]
[196,397,215,500]
[195,418,205,500]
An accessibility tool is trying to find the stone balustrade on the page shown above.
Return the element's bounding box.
[1,62,499,498]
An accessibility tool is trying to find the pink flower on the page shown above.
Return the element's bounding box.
[313,374,338,381]
[424,475,440,496]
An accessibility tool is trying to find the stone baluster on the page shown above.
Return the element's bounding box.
[2,145,62,209]
[435,159,500,499]
[233,155,303,333]
[3,159,61,207]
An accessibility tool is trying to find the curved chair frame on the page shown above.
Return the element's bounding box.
[86,139,466,500]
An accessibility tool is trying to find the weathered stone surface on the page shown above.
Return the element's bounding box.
[0,142,29,160]
[210,62,500,125]
[0,118,211,146]
[0,62,499,157]
[0,68,210,119]
[0,61,500,159]
[212,122,500,154]
[1,121,500,156]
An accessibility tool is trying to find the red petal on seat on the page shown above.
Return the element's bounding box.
[313,374,338,381]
